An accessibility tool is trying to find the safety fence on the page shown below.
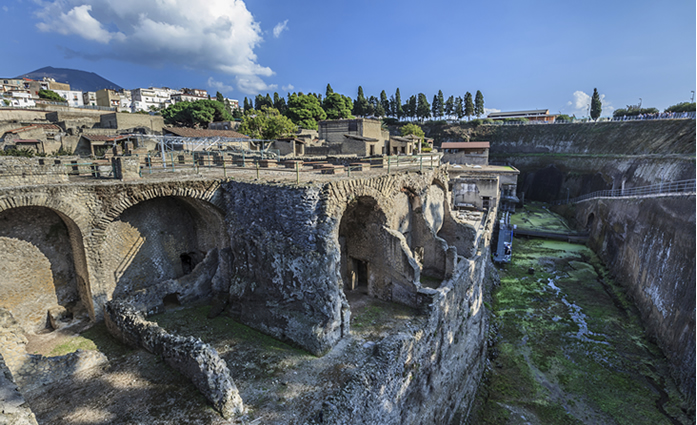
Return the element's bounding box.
[132,152,442,182]
[552,179,696,205]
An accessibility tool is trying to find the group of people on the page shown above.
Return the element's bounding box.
[614,111,695,121]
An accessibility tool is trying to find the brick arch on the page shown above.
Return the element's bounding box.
[0,200,96,323]
[96,181,224,231]
[0,192,91,237]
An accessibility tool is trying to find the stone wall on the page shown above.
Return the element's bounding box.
[99,113,164,133]
[318,206,498,424]
[0,206,83,331]
[104,300,244,418]
[0,108,49,122]
[0,352,39,425]
[0,157,69,186]
[568,195,695,401]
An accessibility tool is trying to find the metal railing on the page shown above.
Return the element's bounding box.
[552,179,696,205]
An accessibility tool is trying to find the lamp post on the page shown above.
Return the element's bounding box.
[691,91,695,103]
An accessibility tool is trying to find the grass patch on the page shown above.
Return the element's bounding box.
[49,336,98,356]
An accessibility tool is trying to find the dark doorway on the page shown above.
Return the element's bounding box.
[180,253,195,275]
[353,258,368,289]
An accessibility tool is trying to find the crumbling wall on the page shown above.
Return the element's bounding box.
[571,195,695,401]
[221,181,343,356]
[318,208,498,424]
[103,300,244,418]
[0,353,39,425]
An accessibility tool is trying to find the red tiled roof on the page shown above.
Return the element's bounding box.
[441,142,490,149]
[164,127,250,139]
[14,139,41,144]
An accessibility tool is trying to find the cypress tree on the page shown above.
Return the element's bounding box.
[590,88,602,120]
[395,88,404,120]
[464,92,474,120]
[475,90,485,117]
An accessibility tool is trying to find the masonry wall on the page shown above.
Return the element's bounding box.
[569,195,695,401]
[319,207,498,424]
[0,157,69,186]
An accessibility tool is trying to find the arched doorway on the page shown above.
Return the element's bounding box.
[338,196,420,306]
[104,196,228,308]
[0,206,91,332]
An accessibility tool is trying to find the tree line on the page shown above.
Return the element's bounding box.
[161,85,487,139]
[241,85,487,128]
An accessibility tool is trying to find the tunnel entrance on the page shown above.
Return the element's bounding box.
[586,213,596,230]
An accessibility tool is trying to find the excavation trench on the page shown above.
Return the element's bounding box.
[469,202,693,425]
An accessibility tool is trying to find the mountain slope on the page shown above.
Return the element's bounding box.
[17,66,123,92]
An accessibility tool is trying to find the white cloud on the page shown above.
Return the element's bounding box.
[273,20,288,38]
[567,90,591,115]
[207,77,234,95]
[565,90,613,117]
[36,4,125,43]
[33,0,274,92]
[484,108,500,115]
[2,6,9,12]
[282,84,294,91]
[236,75,277,94]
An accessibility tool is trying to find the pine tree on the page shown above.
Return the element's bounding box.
[590,88,602,120]
[326,84,334,97]
[475,90,485,117]
[216,91,225,103]
[464,92,474,121]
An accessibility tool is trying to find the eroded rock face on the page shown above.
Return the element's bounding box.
[104,301,244,418]
[573,196,696,401]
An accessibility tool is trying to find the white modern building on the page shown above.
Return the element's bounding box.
[53,89,85,107]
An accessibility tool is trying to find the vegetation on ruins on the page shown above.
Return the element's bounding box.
[590,88,602,120]
[161,99,233,127]
[285,93,326,130]
[323,93,354,120]
[38,89,66,103]
[399,123,425,138]
[237,107,297,140]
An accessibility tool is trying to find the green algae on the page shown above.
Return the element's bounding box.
[470,207,693,425]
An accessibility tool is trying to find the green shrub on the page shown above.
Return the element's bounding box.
[665,102,696,113]
[1,148,35,157]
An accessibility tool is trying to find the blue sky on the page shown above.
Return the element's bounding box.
[1,0,695,117]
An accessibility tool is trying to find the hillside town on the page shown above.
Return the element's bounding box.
[1,76,239,113]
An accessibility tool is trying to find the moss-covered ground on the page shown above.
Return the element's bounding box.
[470,206,693,425]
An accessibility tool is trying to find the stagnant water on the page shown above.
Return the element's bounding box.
[468,203,694,425]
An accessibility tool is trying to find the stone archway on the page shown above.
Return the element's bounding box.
[0,206,92,332]
[101,195,229,311]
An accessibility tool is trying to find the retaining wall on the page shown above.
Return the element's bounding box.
[569,195,695,401]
